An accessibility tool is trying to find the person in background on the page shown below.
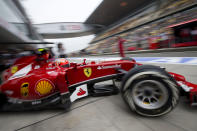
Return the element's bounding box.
[57,43,67,58]
[46,47,55,58]
[117,37,126,57]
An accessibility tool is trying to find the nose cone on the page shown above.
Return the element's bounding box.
[0,78,19,98]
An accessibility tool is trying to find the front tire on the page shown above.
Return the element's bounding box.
[121,65,179,117]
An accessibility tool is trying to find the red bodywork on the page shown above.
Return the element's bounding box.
[1,55,197,107]
[0,56,134,101]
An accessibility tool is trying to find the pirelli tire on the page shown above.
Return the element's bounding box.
[121,65,180,117]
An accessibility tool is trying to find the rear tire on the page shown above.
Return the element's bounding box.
[121,65,179,117]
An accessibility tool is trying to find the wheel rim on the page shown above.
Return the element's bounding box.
[131,80,169,110]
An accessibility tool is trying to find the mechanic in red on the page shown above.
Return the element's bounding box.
[117,36,126,57]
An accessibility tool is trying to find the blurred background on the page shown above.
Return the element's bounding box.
[0,1,197,130]
[0,0,196,67]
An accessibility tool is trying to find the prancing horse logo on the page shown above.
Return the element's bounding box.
[83,68,92,77]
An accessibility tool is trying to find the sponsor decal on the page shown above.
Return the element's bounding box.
[83,68,92,77]
[177,81,193,92]
[32,100,41,105]
[70,84,88,102]
[35,79,54,96]
[8,98,22,104]
[5,90,13,95]
[97,64,121,70]
[11,66,18,74]
[21,82,29,97]
[77,88,86,96]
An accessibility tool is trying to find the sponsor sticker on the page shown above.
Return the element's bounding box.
[70,84,88,102]
[77,88,86,96]
[21,82,29,97]
[177,81,193,92]
[5,90,13,95]
[35,79,54,96]
[97,64,121,70]
[11,66,18,74]
[32,100,41,105]
[83,68,92,77]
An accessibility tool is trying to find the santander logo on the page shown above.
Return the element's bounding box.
[70,85,88,102]
[77,88,86,96]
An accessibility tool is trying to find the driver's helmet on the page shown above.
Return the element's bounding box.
[36,48,50,60]
[55,58,69,68]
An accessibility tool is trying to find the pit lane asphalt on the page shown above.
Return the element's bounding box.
[0,59,197,131]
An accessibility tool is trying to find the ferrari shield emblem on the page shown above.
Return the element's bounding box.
[84,68,92,77]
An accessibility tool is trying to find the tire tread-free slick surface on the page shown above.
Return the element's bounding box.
[121,65,180,116]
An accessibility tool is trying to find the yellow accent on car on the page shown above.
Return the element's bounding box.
[36,80,53,95]
[21,82,29,97]
[38,48,44,52]
[83,68,92,77]
[11,66,18,74]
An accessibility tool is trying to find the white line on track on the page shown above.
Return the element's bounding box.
[67,57,197,65]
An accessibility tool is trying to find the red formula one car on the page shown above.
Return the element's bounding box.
[0,49,197,117]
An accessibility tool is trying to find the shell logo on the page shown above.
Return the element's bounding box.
[35,79,54,96]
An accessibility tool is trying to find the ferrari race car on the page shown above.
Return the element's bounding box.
[0,49,197,117]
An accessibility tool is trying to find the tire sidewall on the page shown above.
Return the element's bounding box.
[121,65,179,117]
[127,77,174,116]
